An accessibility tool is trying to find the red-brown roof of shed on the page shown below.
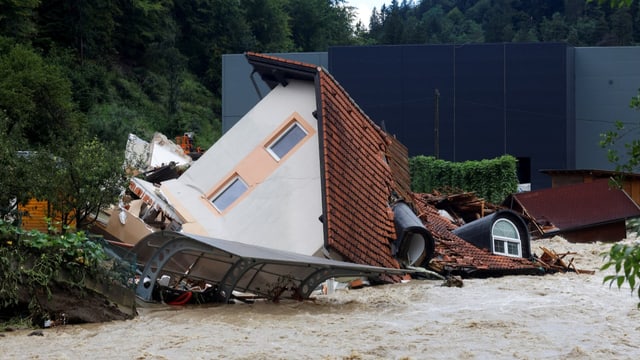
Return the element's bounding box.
[506,178,640,232]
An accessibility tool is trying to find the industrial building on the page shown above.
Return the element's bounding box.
[222,44,640,190]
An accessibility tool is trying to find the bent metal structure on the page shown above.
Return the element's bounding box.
[134,231,413,303]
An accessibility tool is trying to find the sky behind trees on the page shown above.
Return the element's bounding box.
[348,0,386,27]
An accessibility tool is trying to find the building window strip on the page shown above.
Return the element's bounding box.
[266,122,307,161]
[211,176,248,212]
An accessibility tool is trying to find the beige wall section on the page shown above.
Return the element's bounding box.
[161,80,324,256]
[205,112,316,214]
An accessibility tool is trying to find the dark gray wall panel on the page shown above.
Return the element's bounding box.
[221,52,328,132]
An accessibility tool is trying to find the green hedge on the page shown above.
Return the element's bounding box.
[409,155,519,204]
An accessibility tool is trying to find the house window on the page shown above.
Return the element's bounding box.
[491,218,521,257]
[266,122,307,161]
[211,176,248,212]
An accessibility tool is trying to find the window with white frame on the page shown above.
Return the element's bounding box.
[211,176,248,212]
[491,218,521,257]
[266,122,307,161]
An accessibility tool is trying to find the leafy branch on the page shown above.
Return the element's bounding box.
[601,242,640,308]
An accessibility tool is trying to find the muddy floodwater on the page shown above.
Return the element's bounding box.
[2,237,640,360]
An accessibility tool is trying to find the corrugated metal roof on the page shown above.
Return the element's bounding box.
[509,178,640,232]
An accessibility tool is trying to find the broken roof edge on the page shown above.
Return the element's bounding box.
[129,177,184,223]
[537,217,638,238]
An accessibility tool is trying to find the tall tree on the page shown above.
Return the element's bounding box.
[0,43,82,148]
[567,16,599,45]
[421,5,450,43]
[379,0,405,44]
[481,0,515,42]
[31,137,126,232]
[36,0,120,59]
[610,5,634,44]
[114,0,177,66]
[173,0,252,93]
[286,0,357,51]
[0,0,39,40]
[243,0,294,52]
[540,12,570,41]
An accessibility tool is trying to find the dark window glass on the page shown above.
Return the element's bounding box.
[269,123,307,160]
[212,178,248,211]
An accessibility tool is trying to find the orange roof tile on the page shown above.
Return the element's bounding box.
[317,69,401,270]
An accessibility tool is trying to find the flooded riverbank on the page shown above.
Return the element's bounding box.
[2,236,639,359]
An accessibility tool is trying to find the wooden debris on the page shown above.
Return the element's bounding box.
[416,189,501,225]
[538,247,595,275]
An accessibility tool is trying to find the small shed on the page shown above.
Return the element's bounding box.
[541,169,640,206]
[503,178,640,243]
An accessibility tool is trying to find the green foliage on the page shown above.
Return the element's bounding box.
[243,0,294,52]
[599,89,640,176]
[365,0,637,45]
[0,219,111,310]
[286,0,359,51]
[409,155,519,204]
[599,83,640,309]
[0,0,39,40]
[0,42,83,148]
[590,0,634,7]
[601,241,640,308]
[28,137,127,232]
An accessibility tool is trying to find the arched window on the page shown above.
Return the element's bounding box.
[491,218,521,257]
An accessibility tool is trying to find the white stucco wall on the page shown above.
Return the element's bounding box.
[162,80,324,256]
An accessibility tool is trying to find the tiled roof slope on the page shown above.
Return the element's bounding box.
[506,178,640,232]
[317,70,400,270]
[245,52,401,271]
[412,193,545,276]
[386,136,414,205]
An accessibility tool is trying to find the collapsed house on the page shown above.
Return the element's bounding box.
[101,53,553,304]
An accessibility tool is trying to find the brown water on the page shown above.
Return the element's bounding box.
[2,237,640,360]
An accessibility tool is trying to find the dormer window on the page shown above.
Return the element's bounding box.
[266,122,307,161]
[491,218,521,257]
[211,176,248,212]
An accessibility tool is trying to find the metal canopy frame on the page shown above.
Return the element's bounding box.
[133,231,411,303]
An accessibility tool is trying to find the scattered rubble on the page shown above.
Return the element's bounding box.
[537,246,595,274]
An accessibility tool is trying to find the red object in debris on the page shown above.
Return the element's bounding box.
[167,291,193,306]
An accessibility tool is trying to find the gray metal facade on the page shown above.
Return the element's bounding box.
[574,47,640,170]
[221,52,328,132]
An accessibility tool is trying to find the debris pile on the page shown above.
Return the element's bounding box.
[536,246,595,275]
